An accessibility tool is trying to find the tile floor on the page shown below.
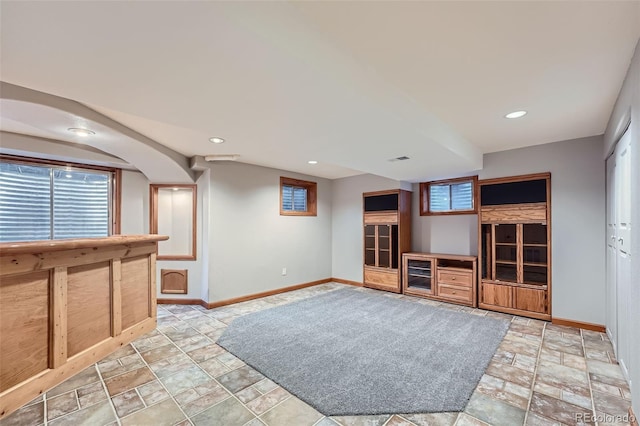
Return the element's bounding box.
[1,283,634,426]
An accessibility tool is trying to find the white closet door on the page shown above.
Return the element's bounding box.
[615,129,632,380]
[606,154,617,354]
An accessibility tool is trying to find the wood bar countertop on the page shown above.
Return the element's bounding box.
[0,234,168,255]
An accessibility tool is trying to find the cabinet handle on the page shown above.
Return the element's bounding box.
[452,291,457,294]
[452,276,456,280]
[619,238,624,245]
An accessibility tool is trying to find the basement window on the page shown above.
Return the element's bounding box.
[0,155,121,242]
[280,177,317,216]
[420,176,478,216]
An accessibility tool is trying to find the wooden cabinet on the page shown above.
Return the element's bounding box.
[478,173,551,320]
[402,253,477,307]
[363,190,411,293]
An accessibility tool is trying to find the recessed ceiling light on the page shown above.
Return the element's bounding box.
[209,137,225,144]
[65,173,72,178]
[173,188,179,191]
[68,128,95,136]
[505,110,527,119]
[308,160,318,164]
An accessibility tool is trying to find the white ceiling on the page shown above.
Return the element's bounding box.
[1,1,638,181]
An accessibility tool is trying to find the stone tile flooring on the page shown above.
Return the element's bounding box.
[1,283,634,426]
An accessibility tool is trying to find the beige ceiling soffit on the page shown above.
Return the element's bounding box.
[0,81,195,183]
[0,131,135,170]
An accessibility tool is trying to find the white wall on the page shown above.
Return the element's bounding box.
[207,162,332,302]
[410,136,606,326]
[120,170,208,301]
[156,188,194,257]
[410,188,477,255]
[120,170,149,235]
[604,38,639,417]
[482,136,606,325]
[331,173,403,282]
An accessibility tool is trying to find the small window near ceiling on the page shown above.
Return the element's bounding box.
[280,177,317,216]
[420,176,478,215]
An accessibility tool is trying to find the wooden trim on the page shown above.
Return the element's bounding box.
[551,318,605,332]
[113,169,122,234]
[149,184,197,261]
[158,278,363,310]
[479,302,551,321]
[420,175,478,216]
[478,172,552,187]
[516,223,523,283]
[279,177,318,216]
[0,153,120,172]
[630,407,638,426]
[49,267,67,368]
[546,175,553,323]
[331,278,363,286]
[363,189,401,197]
[207,278,332,308]
[157,298,208,308]
[149,253,157,320]
[0,235,167,256]
[110,259,122,337]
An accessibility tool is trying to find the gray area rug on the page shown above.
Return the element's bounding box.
[218,288,510,415]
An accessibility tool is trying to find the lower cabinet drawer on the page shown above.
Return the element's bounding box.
[437,283,472,303]
[364,268,398,288]
[438,268,472,287]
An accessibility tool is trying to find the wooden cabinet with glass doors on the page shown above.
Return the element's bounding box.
[363,189,411,293]
[478,173,551,320]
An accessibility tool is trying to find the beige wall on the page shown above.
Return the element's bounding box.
[207,162,332,302]
[331,173,403,282]
[410,136,606,325]
[120,170,208,301]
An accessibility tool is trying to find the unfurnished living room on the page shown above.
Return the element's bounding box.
[0,1,639,426]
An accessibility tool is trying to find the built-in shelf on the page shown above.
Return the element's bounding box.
[403,253,477,307]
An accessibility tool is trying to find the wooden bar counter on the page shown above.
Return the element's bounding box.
[0,235,168,418]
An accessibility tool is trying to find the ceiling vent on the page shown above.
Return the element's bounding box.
[388,156,410,162]
[204,154,240,162]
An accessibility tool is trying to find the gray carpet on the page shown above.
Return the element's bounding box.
[217,288,510,415]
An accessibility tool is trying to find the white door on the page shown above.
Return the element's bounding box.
[615,129,632,380]
[606,154,617,354]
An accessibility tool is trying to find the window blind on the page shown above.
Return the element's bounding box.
[0,161,111,242]
[53,169,110,239]
[429,184,450,212]
[429,181,473,212]
[282,185,307,212]
[451,181,473,210]
[0,162,52,242]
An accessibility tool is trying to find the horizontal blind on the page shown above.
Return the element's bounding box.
[451,181,473,210]
[53,169,110,239]
[429,184,450,212]
[429,181,474,212]
[0,163,52,242]
[282,185,307,212]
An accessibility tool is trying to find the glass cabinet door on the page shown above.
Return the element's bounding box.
[495,224,517,281]
[406,258,433,293]
[364,225,376,266]
[522,223,548,285]
[377,225,391,268]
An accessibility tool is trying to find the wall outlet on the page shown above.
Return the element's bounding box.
[282,267,287,276]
